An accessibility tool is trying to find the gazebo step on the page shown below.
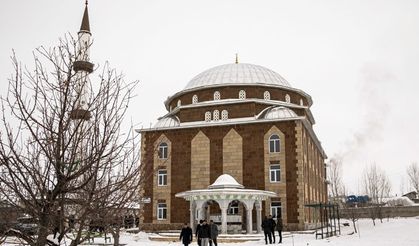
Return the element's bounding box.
[150,232,294,243]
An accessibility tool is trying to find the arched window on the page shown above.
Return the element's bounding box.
[192,95,198,104]
[214,91,221,101]
[221,110,228,120]
[264,91,271,100]
[285,94,290,103]
[213,110,219,121]
[269,134,280,153]
[158,142,168,159]
[239,90,246,99]
[300,98,304,106]
[205,111,211,122]
[177,99,182,107]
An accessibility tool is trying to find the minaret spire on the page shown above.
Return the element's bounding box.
[79,0,90,33]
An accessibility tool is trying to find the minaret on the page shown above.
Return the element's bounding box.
[71,1,93,120]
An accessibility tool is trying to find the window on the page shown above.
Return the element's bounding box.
[239,90,246,99]
[228,201,239,215]
[205,111,211,122]
[157,203,167,220]
[269,135,280,153]
[221,110,228,120]
[285,94,290,103]
[177,100,182,107]
[271,202,282,219]
[264,91,270,100]
[300,98,304,106]
[213,110,219,121]
[158,142,168,159]
[270,164,281,182]
[214,91,221,100]
[192,95,198,104]
[157,169,167,186]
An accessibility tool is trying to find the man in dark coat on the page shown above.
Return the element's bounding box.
[276,218,283,244]
[197,220,211,246]
[209,220,218,246]
[180,223,193,246]
[261,216,273,244]
[196,220,203,246]
[269,215,277,243]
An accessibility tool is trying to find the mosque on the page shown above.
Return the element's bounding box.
[137,59,328,232]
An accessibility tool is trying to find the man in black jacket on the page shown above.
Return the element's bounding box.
[196,220,203,246]
[261,216,273,244]
[276,218,283,244]
[180,223,193,246]
[197,220,211,246]
[209,220,218,246]
[269,215,277,243]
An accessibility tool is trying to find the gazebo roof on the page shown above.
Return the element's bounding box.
[175,174,276,201]
[208,174,244,189]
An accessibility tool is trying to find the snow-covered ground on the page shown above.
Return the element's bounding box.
[4,217,419,245]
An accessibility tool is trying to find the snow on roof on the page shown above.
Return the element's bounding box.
[154,116,180,128]
[184,63,291,90]
[258,106,298,120]
[208,174,244,189]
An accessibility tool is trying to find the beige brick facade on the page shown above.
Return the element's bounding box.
[191,131,210,189]
[222,129,243,183]
[152,134,171,223]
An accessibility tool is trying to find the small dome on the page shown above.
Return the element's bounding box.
[154,116,180,128]
[184,63,291,90]
[259,106,298,120]
[208,174,244,189]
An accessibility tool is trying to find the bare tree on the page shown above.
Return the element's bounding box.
[0,35,142,246]
[327,157,345,203]
[362,164,391,225]
[407,162,419,194]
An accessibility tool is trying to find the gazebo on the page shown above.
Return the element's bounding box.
[175,174,277,234]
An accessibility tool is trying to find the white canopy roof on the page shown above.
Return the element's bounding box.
[184,63,291,90]
[176,174,276,201]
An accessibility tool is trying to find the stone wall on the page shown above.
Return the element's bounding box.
[340,206,419,219]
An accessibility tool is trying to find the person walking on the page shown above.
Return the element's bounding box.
[196,220,203,246]
[180,223,193,246]
[261,216,273,244]
[276,218,283,244]
[197,220,211,246]
[209,220,218,246]
[269,215,276,243]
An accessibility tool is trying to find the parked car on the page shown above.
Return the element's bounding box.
[14,216,38,235]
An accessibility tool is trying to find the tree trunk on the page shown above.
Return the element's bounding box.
[113,227,120,246]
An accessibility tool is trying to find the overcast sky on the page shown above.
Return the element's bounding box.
[1,0,418,195]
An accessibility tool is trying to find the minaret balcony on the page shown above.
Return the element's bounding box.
[73,61,94,73]
[70,109,91,120]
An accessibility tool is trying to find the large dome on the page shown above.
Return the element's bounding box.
[184,63,291,90]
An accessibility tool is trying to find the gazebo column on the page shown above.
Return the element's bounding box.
[195,200,205,222]
[190,200,196,233]
[255,200,262,234]
[218,200,230,234]
[242,200,255,234]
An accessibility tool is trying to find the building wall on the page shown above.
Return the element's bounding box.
[191,131,210,189]
[140,120,327,229]
[223,129,243,183]
[152,134,172,224]
[169,85,309,111]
